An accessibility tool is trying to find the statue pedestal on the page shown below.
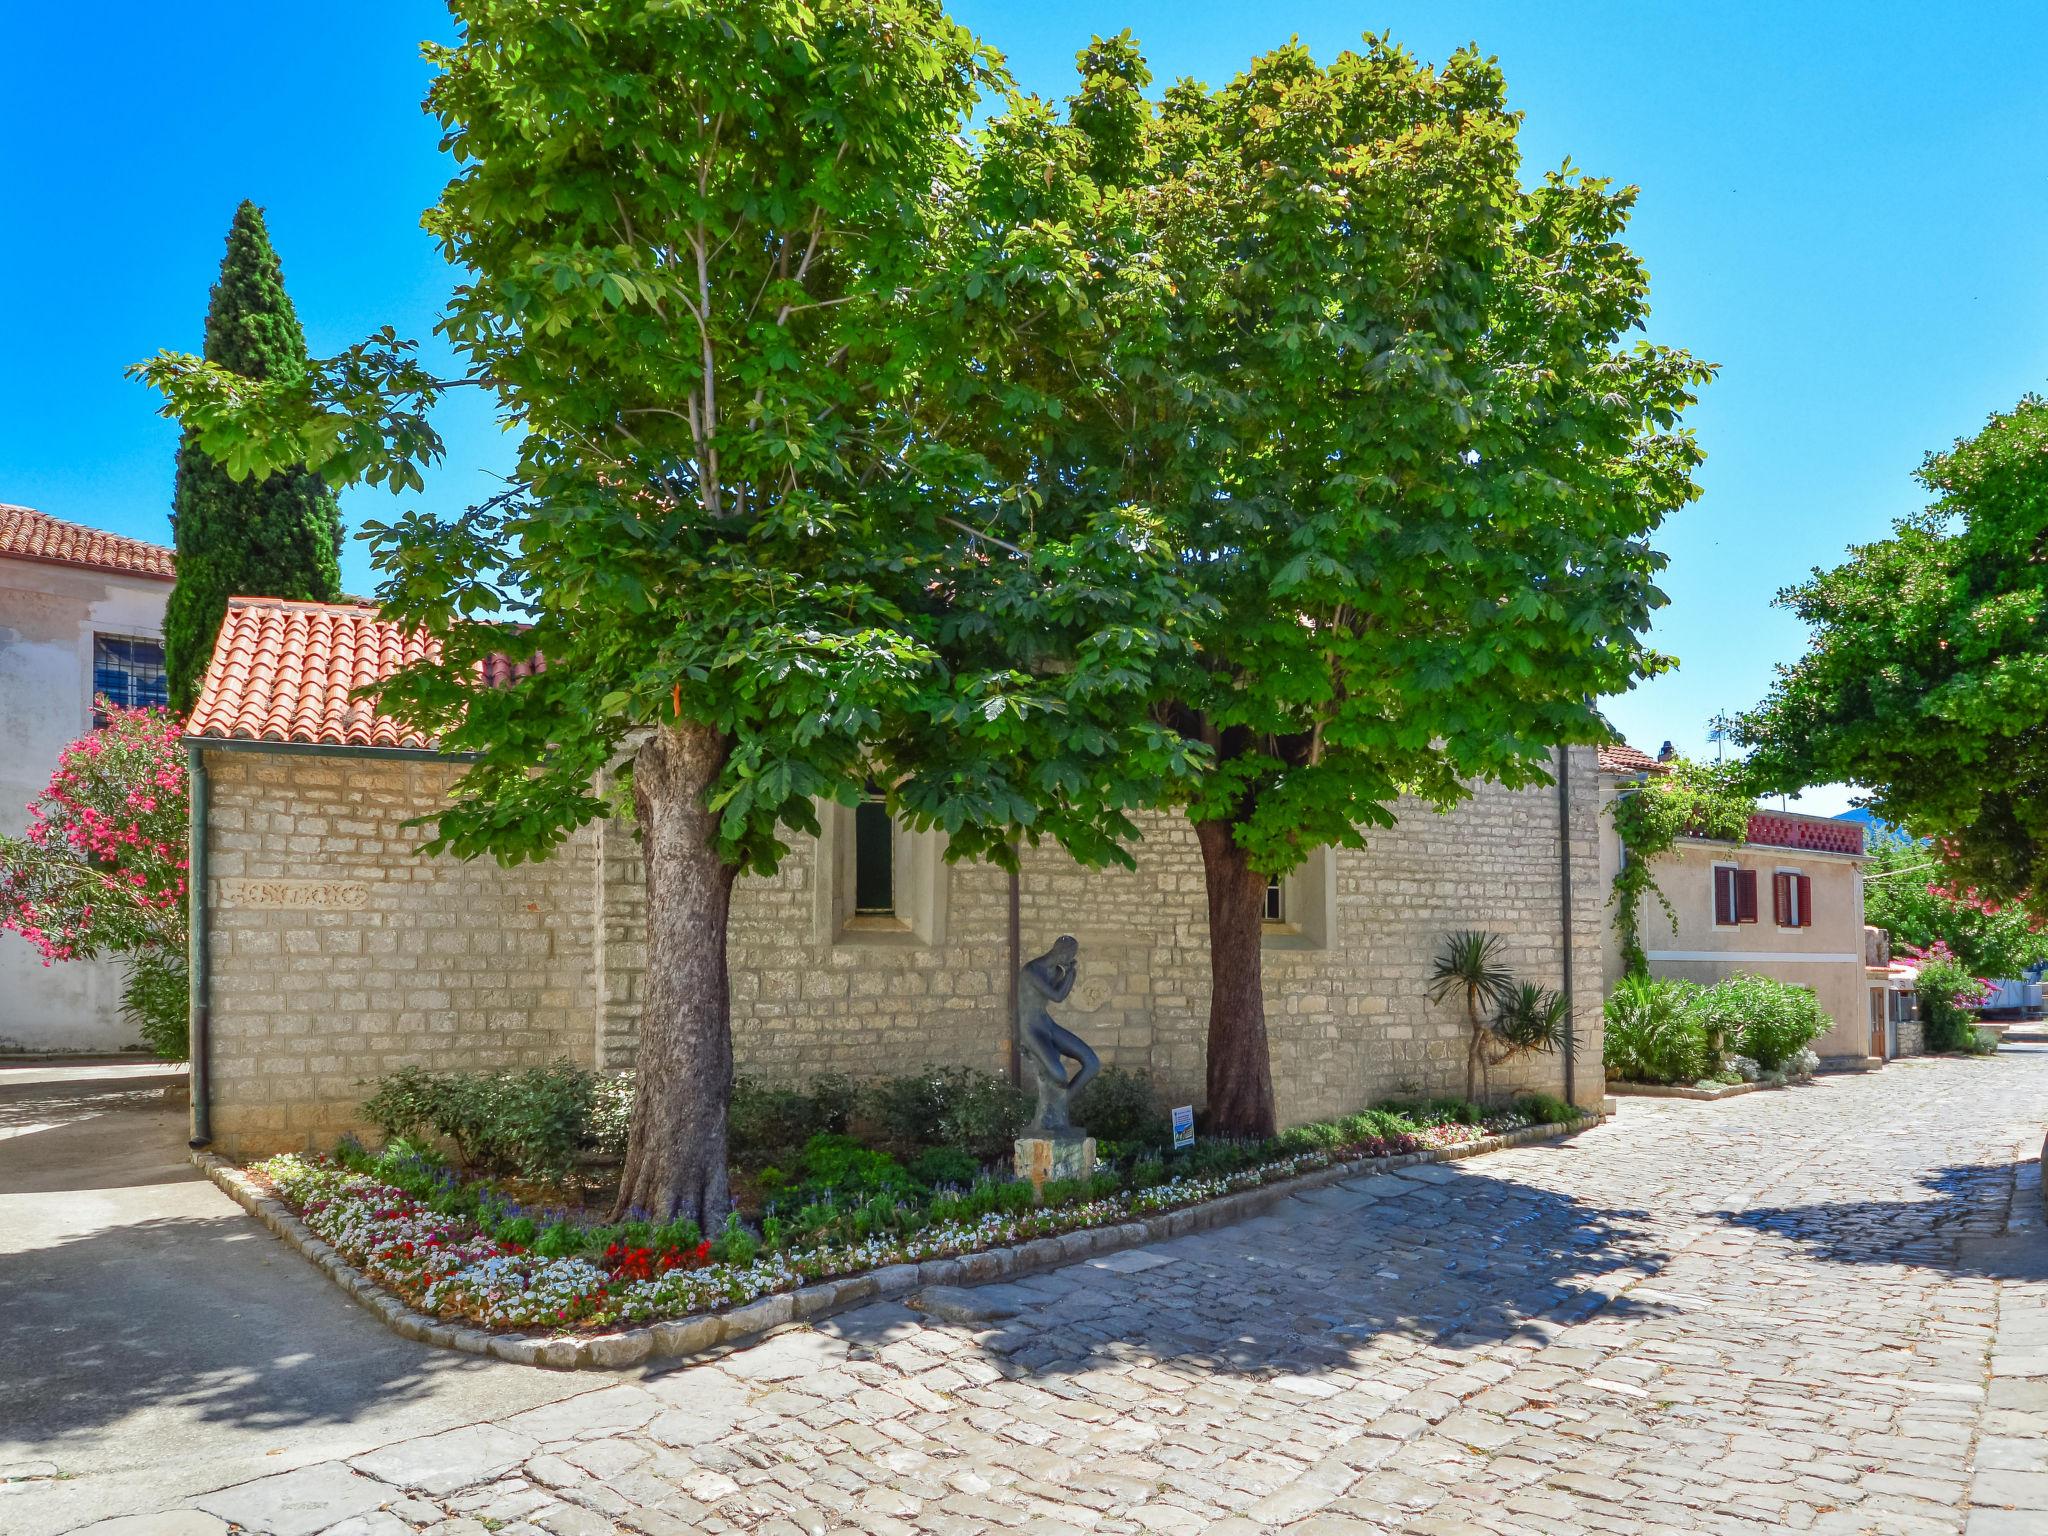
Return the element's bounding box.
[1014,1134,1096,1199]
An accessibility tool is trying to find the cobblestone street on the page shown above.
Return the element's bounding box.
[14,1050,2048,1535]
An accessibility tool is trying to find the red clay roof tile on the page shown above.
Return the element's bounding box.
[0,504,174,580]
[1597,742,1670,776]
[188,596,538,751]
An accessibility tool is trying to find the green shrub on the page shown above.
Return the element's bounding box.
[1602,975,1711,1084]
[1512,1093,1577,1127]
[797,1133,913,1196]
[358,1060,597,1183]
[1073,1067,1168,1147]
[730,1076,839,1160]
[1693,974,1830,1069]
[865,1065,1029,1160]
[121,950,189,1061]
[910,1146,981,1188]
[1916,956,1987,1053]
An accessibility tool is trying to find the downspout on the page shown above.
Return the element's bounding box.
[186,741,211,1149]
[1556,744,1577,1107]
[1006,855,1022,1087]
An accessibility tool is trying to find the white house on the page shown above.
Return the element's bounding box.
[0,504,174,1053]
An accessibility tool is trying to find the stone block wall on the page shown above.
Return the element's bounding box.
[201,750,596,1157]
[201,743,1604,1156]
[599,745,1606,1122]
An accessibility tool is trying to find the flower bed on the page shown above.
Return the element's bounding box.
[253,1100,1581,1337]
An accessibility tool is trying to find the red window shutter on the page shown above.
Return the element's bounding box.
[1795,873,1813,928]
[1772,872,1791,926]
[1714,867,1735,925]
[1736,869,1759,924]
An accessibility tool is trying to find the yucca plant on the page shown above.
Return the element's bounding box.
[1492,982,1571,1055]
[1428,931,1516,1099]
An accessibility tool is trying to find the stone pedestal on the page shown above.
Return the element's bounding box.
[1014,1134,1096,1199]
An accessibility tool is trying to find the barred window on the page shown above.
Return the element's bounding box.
[93,634,168,721]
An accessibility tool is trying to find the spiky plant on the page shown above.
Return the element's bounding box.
[1427,931,1515,1099]
[1491,982,1571,1056]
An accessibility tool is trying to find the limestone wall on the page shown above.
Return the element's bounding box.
[201,742,1605,1156]
[600,746,1605,1123]
[200,749,597,1156]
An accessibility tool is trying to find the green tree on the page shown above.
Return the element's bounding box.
[1863,833,2048,978]
[136,1,1197,1225]
[163,202,343,711]
[913,34,1712,1133]
[1741,395,2048,904]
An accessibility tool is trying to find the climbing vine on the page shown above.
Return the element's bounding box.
[1609,757,1754,976]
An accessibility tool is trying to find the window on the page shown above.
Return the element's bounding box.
[813,793,948,946]
[92,634,167,721]
[1713,865,1758,926]
[853,786,894,915]
[1773,870,1813,929]
[1260,851,1334,951]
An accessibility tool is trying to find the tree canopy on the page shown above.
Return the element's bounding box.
[135,0,1202,1220]
[1741,395,2048,903]
[905,31,1714,1130]
[163,201,343,712]
[1863,833,2048,978]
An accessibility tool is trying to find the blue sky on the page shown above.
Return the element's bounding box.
[6,3,2045,810]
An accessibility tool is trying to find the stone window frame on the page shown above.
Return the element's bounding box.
[812,796,948,947]
[1261,848,1334,951]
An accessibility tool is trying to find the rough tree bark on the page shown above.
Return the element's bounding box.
[1194,816,1278,1139]
[612,719,740,1226]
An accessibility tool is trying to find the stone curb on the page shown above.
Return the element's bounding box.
[191,1114,1601,1372]
[1606,1079,1770,1101]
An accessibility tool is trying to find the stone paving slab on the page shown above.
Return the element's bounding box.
[82,1052,2048,1533]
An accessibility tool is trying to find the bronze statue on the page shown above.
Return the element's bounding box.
[1016,935,1100,1134]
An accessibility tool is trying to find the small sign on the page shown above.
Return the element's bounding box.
[216,877,371,911]
[1171,1105,1195,1150]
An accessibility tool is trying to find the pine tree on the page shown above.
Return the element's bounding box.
[163,202,343,711]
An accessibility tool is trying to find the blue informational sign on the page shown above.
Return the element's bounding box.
[1171,1104,1195,1150]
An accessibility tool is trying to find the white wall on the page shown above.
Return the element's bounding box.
[0,556,171,1052]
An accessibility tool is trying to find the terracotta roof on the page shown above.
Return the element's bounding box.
[1597,742,1670,776]
[0,504,174,580]
[188,596,540,751]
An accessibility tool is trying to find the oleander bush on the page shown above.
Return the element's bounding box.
[1692,974,1830,1071]
[1914,951,1994,1053]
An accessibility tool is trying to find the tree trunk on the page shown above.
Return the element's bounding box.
[612,719,739,1227]
[1195,817,1278,1139]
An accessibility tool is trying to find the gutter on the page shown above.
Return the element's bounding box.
[186,741,211,1148]
[1557,745,1577,1105]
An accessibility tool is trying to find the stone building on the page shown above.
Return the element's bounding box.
[1596,742,1878,1068]
[0,505,174,1053]
[186,596,1608,1157]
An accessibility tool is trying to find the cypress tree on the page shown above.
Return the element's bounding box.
[163,202,343,711]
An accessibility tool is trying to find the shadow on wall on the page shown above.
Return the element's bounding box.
[798,1154,1682,1384]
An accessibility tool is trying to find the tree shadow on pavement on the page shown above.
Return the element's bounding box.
[818,1158,1682,1385]
[1711,1162,2048,1278]
[0,1206,504,1453]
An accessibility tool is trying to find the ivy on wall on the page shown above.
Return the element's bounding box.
[1609,758,1754,976]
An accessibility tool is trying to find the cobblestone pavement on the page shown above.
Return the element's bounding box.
[38,1050,2048,1535]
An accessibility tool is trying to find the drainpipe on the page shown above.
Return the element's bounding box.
[1557,744,1577,1106]
[1006,855,1021,1087]
[186,741,211,1149]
